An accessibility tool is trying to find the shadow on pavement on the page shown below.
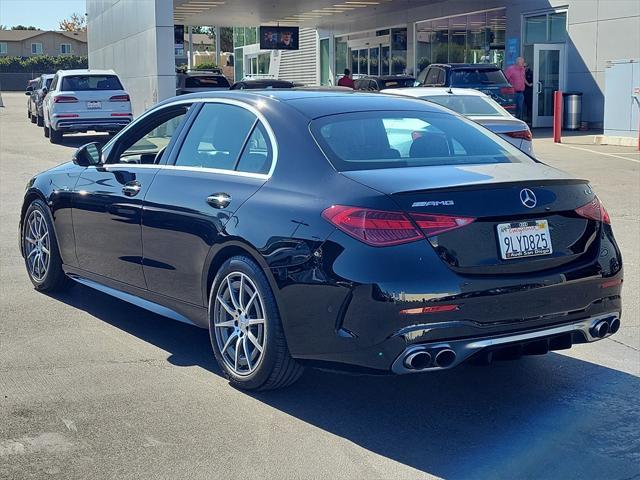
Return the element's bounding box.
[48,283,639,479]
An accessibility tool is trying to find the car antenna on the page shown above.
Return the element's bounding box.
[447,87,453,94]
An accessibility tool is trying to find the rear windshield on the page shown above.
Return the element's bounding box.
[422,95,508,117]
[311,111,532,172]
[381,79,415,89]
[185,76,230,88]
[61,75,123,91]
[450,69,508,86]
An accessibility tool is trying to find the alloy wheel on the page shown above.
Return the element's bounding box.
[213,272,267,376]
[24,209,51,282]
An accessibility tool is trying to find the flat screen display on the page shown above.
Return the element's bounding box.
[259,26,299,50]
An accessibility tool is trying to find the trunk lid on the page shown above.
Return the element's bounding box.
[343,164,599,274]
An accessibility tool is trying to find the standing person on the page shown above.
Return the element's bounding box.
[337,69,355,89]
[504,56,526,120]
[524,62,534,123]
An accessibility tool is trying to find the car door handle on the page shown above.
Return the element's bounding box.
[122,181,142,197]
[207,193,231,209]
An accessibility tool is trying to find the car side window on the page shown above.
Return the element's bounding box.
[425,68,439,86]
[236,122,272,175]
[437,68,446,86]
[174,103,257,171]
[49,75,58,91]
[107,105,190,165]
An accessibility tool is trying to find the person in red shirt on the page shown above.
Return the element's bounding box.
[337,69,355,89]
[504,57,530,120]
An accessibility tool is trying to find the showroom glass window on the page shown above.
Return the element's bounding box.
[415,9,506,71]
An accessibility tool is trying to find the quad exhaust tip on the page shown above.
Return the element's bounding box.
[591,320,610,339]
[434,349,457,368]
[609,318,621,335]
[405,351,432,370]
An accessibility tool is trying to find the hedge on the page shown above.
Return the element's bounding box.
[0,56,88,73]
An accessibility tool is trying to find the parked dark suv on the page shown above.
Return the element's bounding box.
[354,75,416,91]
[416,63,515,112]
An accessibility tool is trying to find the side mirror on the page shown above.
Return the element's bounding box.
[25,90,32,96]
[73,142,102,167]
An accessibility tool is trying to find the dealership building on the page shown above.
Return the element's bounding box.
[87,0,639,133]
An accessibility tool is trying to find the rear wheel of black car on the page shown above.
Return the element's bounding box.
[43,124,50,138]
[49,127,62,144]
[22,199,71,292]
[36,115,44,127]
[208,256,303,391]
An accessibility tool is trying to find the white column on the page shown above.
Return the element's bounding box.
[87,0,176,116]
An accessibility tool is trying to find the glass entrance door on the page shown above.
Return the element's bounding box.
[532,44,566,127]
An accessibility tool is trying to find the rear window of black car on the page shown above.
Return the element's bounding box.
[310,111,532,172]
[184,76,230,88]
[450,69,508,86]
[62,75,123,91]
[382,79,415,89]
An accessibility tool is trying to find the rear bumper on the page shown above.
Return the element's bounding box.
[52,117,131,133]
[282,225,623,373]
[391,312,620,374]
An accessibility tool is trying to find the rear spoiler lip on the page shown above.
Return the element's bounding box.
[391,178,589,195]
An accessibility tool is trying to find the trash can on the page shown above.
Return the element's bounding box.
[563,92,583,130]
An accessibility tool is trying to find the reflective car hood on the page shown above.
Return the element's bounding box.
[341,163,582,195]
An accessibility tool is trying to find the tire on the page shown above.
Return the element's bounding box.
[43,124,50,138]
[27,110,31,119]
[36,115,44,127]
[21,199,72,292]
[209,256,303,391]
[30,114,37,124]
[49,127,62,144]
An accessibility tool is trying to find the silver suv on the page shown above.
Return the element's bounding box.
[42,69,132,144]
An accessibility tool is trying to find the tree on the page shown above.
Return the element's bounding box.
[11,25,38,30]
[219,27,233,52]
[59,13,86,32]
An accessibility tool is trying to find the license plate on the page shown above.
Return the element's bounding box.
[497,220,552,260]
[87,101,102,109]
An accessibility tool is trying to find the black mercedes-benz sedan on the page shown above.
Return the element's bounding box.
[19,90,623,390]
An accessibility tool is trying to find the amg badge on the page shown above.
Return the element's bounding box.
[412,200,455,207]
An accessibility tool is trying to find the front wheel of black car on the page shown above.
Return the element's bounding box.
[208,256,303,391]
[43,124,50,138]
[22,200,71,292]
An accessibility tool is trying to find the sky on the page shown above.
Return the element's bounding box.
[1,0,86,30]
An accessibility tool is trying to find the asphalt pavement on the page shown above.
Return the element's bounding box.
[1,92,638,480]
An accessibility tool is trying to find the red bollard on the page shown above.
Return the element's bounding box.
[553,90,563,143]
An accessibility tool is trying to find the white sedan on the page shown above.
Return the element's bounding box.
[384,87,534,155]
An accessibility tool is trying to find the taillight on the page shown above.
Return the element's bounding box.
[575,196,611,224]
[322,206,423,246]
[500,87,515,95]
[322,205,475,246]
[409,212,475,236]
[54,95,78,103]
[110,94,130,102]
[505,129,533,141]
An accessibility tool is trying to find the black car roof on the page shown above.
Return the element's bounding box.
[431,63,501,70]
[162,90,447,119]
[360,75,415,80]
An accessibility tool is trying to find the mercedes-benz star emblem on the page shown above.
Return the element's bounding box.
[520,188,537,208]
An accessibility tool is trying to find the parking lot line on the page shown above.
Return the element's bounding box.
[556,143,640,164]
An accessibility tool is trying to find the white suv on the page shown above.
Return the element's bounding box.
[42,69,132,144]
